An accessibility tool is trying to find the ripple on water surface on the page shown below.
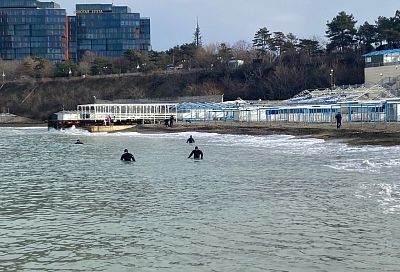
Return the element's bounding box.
[1,127,400,271]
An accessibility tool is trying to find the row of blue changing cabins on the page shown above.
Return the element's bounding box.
[178,99,400,124]
[70,99,400,126]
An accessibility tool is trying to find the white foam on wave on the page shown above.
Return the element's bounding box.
[382,159,400,167]
[179,132,325,151]
[328,157,400,173]
[356,182,400,214]
[48,125,98,136]
[329,159,381,173]
[12,126,46,130]
[46,127,400,164]
[112,131,221,139]
[91,130,328,153]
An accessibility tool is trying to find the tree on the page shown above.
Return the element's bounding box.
[282,32,298,54]
[357,21,378,53]
[326,11,357,52]
[217,43,233,63]
[124,49,144,69]
[297,39,323,56]
[270,31,286,55]
[193,18,202,48]
[91,57,110,75]
[80,51,96,64]
[166,43,196,68]
[252,27,272,56]
[231,40,253,62]
[22,57,36,77]
[55,60,76,77]
[111,57,131,74]
[20,57,54,78]
[145,50,170,70]
[192,47,214,69]
[376,11,400,49]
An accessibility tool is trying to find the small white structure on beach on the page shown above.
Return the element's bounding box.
[53,111,79,121]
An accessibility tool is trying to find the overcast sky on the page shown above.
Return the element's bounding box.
[57,0,400,51]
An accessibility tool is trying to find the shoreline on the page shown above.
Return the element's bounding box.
[0,123,46,127]
[128,122,400,146]
[3,121,400,146]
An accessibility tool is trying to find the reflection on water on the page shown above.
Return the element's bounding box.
[1,127,400,271]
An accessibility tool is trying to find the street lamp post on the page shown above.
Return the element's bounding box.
[329,69,334,91]
[379,73,383,86]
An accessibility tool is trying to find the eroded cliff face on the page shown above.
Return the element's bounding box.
[0,62,364,121]
[0,70,226,120]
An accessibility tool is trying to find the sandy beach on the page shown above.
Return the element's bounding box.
[127,121,400,146]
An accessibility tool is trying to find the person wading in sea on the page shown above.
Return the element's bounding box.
[186,135,195,143]
[188,146,203,160]
[120,149,135,161]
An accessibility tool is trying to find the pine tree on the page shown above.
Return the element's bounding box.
[326,11,357,53]
[252,27,272,55]
[193,18,202,48]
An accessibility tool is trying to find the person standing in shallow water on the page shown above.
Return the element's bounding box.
[121,149,135,161]
[335,111,342,129]
[186,135,195,143]
[188,146,203,160]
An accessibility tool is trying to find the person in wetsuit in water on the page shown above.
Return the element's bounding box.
[186,135,195,143]
[120,149,135,161]
[188,146,203,160]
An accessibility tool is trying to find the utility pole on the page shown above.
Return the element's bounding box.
[193,17,202,48]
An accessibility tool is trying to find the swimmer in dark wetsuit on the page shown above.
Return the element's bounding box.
[75,139,83,144]
[120,149,135,161]
[186,135,195,143]
[188,146,203,160]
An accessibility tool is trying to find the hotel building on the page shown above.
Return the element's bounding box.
[0,1,151,62]
[0,0,68,61]
[70,4,150,61]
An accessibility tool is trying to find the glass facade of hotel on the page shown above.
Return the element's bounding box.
[0,1,150,62]
[0,0,37,8]
[72,4,151,61]
[68,16,77,61]
[0,0,67,61]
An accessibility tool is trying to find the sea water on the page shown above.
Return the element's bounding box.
[1,126,400,272]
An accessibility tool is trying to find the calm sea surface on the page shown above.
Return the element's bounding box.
[1,126,400,272]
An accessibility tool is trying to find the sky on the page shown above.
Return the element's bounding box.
[57,0,400,51]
